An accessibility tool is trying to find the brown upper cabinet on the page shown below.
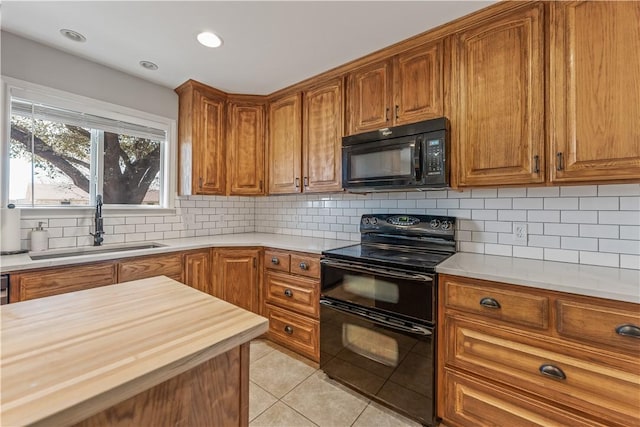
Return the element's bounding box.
[268,92,303,194]
[449,3,545,187]
[303,78,344,193]
[346,40,443,135]
[227,96,266,195]
[549,1,640,183]
[175,80,227,195]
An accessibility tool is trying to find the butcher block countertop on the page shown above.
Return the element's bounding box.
[0,276,268,427]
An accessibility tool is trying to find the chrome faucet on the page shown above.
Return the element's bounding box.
[90,195,105,246]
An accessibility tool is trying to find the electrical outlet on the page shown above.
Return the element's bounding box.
[513,222,528,245]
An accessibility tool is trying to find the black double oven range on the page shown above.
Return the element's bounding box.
[320,213,456,426]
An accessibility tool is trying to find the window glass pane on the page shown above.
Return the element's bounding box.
[102,131,161,205]
[10,113,91,206]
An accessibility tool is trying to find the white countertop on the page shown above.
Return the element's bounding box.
[0,233,354,273]
[437,253,640,304]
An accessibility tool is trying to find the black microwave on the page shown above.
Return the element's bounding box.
[342,118,448,192]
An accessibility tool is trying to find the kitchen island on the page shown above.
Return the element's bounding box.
[0,276,268,426]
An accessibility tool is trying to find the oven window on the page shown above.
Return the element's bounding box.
[349,146,412,180]
[343,323,399,366]
[321,264,434,322]
[343,274,399,303]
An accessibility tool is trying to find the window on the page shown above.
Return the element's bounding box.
[6,82,173,208]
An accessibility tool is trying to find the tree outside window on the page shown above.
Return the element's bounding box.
[9,98,165,207]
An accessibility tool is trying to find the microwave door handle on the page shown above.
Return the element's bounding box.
[321,259,433,282]
[414,140,422,180]
[320,299,432,337]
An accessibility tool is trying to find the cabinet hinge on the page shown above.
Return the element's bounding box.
[253,258,257,268]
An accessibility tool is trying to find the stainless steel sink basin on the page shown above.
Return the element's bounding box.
[29,243,166,260]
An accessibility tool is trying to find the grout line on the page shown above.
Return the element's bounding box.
[279,400,320,427]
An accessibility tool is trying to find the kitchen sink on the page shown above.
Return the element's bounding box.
[29,243,166,260]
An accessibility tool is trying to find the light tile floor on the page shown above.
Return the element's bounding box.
[249,339,422,427]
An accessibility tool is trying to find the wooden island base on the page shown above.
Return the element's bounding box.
[74,343,249,427]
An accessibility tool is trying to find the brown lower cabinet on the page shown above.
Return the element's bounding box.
[117,253,183,283]
[183,249,212,294]
[438,274,640,427]
[263,249,321,361]
[212,248,262,314]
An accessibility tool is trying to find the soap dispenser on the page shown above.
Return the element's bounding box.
[30,222,48,252]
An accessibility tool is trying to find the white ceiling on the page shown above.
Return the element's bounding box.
[1,1,494,95]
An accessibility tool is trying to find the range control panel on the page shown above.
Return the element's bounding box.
[360,213,456,239]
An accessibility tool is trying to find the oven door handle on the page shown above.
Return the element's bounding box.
[320,299,433,337]
[321,259,433,282]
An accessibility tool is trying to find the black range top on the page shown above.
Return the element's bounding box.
[323,213,456,273]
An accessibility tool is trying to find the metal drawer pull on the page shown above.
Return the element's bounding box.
[539,364,566,380]
[284,289,293,297]
[299,262,308,271]
[616,324,640,338]
[284,325,293,335]
[479,297,501,309]
[271,257,279,265]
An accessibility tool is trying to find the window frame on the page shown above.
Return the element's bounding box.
[1,77,177,213]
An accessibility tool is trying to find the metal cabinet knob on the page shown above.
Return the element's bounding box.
[271,257,279,265]
[284,289,293,297]
[299,262,308,271]
[479,297,501,309]
[284,325,293,335]
[539,364,566,380]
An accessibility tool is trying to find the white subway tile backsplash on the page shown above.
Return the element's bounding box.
[560,185,598,197]
[561,211,598,224]
[579,224,619,239]
[597,184,640,196]
[621,226,640,240]
[545,223,579,237]
[544,198,578,210]
[580,251,619,268]
[599,239,640,255]
[620,254,640,270]
[620,197,640,211]
[528,210,560,223]
[561,236,598,251]
[14,182,639,271]
[599,211,640,226]
[544,248,579,264]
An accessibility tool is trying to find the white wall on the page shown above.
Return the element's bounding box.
[1,31,178,120]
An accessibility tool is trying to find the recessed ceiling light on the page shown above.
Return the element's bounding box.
[197,32,223,48]
[139,60,159,71]
[60,29,86,43]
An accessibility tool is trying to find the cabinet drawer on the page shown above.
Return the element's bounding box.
[118,253,183,283]
[264,303,319,362]
[557,299,640,355]
[443,276,549,330]
[265,271,319,318]
[442,369,607,427]
[290,254,320,279]
[446,317,640,427]
[10,263,117,302]
[264,249,290,273]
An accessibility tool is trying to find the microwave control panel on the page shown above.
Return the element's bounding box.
[425,138,444,176]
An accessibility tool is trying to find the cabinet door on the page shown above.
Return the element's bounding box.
[195,90,226,194]
[118,253,183,283]
[227,100,265,195]
[451,4,545,187]
[183,249,212,295]
[303,78,344,193]
[213,248,261,313]
[268,93,302,194]
[10,263,117,302]
[549,1,640,183]
[346,59,393,135]
[393,41,444,126]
